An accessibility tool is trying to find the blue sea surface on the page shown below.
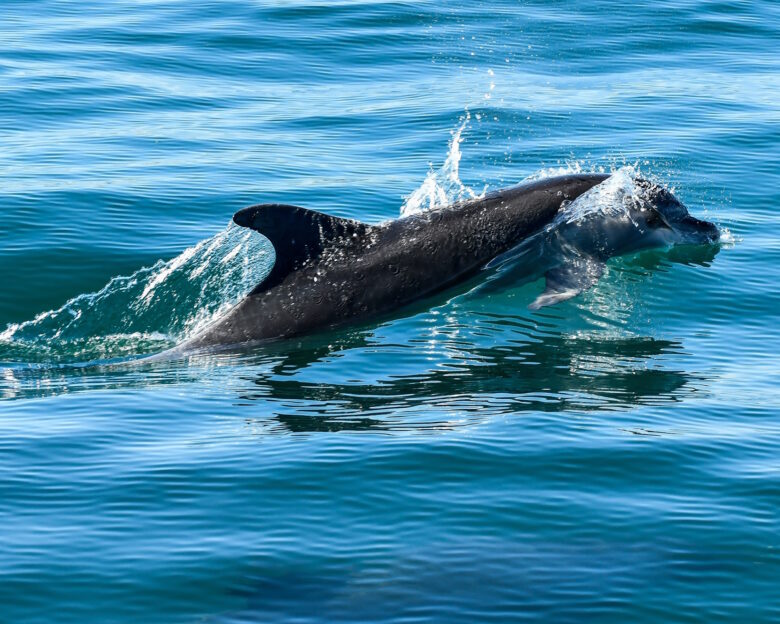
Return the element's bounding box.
[1,1,779,622]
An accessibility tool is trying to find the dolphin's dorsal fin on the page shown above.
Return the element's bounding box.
[233,204,370,292]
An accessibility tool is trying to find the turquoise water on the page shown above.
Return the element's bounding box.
[2,0,779,621]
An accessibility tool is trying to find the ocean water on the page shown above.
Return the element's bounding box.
[1,0,779,621]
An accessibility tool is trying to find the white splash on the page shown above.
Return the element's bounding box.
[718,227,737,245]
[401,112,484,216]
[0,223,273,362]
[554,166,640,226]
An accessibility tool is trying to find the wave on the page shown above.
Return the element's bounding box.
[0,224,273,363]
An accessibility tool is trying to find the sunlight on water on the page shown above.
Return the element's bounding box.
[0,224,272,362]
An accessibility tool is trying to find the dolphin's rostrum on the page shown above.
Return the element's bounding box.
[176,173,718,352]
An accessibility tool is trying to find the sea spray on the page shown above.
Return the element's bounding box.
[0,223,272,363]
[401,112,485,216]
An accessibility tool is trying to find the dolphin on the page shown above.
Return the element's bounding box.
[173,173,718,353]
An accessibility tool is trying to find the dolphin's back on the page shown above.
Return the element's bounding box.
[370,173,611,285]
[177,173,609,351]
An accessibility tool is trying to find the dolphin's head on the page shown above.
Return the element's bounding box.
[634,180,720,245]
[546,174,720,265]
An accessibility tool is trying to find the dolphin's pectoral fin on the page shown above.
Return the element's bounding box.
[233,204,370,291]
[529,256,605,310]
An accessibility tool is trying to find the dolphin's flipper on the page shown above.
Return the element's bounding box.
[529,256,605,310]
[233,204,370,292]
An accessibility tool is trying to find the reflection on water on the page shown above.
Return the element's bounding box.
[241,332,697,434]
[1,313,704,438]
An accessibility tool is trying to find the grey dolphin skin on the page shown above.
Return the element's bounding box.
[175,173,718,353]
